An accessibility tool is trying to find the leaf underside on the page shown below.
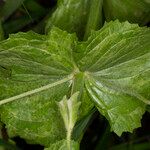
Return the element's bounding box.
[0,20,150,147]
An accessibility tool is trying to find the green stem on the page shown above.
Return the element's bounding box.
[67,128,72,150]
[0,75,73,106]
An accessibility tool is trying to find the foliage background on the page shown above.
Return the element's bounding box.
[0,0,150,150]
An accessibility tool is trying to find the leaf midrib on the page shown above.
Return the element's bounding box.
[0,74,73,106]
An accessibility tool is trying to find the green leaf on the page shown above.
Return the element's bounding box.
[103,0,150,25]
[58,92,81,133]
[0,27,93,146]
[84,0,103,40]
[45,0,91,39]
[45,0,103,40]
[77,20,150,135]
[0,20,149,148]
[0,28,76,146]
[44,140,79,150]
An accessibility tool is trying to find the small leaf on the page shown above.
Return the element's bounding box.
[58,92,81,150]
[58,92,81,132]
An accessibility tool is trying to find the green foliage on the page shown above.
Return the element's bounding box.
[0,20,150,150]
[103,0,150,25]
[45,0,150,41]
[0,0,150,149]
[45,0,103,40]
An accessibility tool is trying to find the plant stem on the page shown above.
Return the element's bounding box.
[67,128,72,150]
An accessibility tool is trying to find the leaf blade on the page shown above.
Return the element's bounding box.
[0,28,77,146]
[79,20,150,135]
